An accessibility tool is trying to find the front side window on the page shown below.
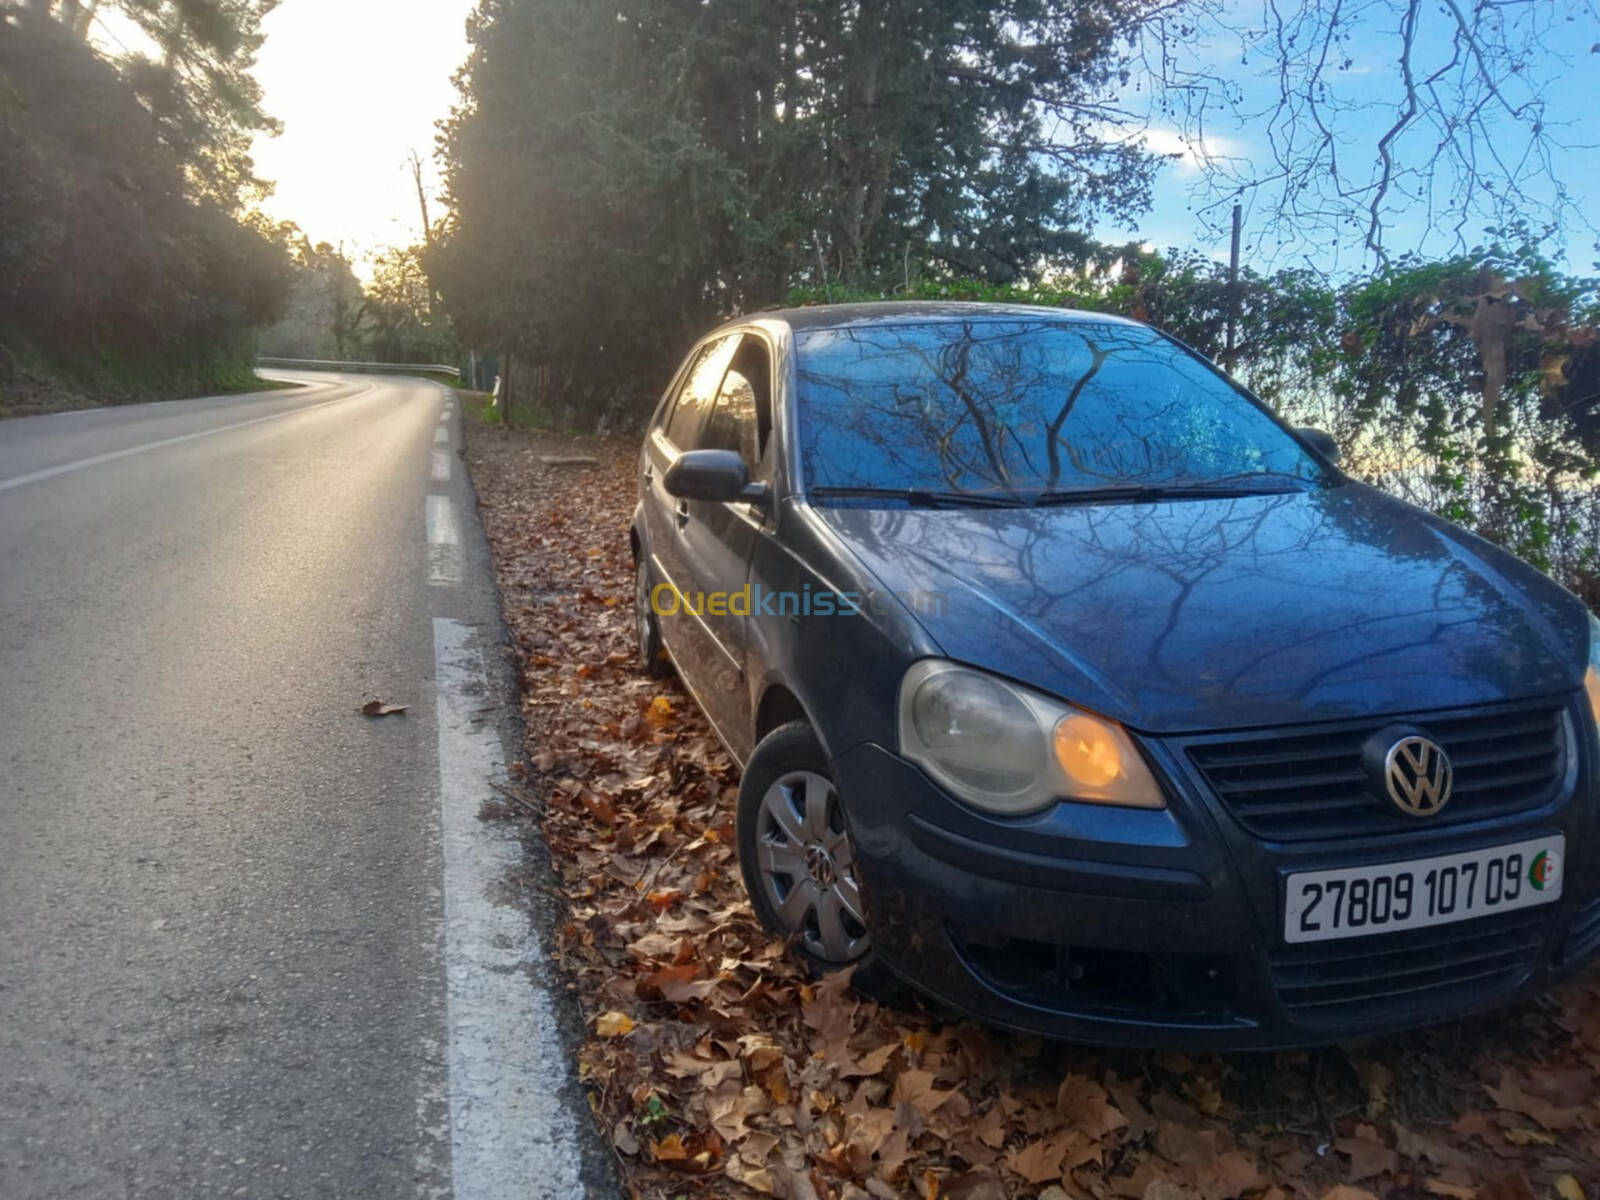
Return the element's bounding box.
[703,367,760,468]
[702,336,773,473]
[794,320,1327,498]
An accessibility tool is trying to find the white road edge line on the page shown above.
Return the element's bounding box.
[432,451,453,482]
[426,495,459,545]
[432,618,585,1200]
[435,426,450,443]
[0,384,377,493]
[426,495,462,585]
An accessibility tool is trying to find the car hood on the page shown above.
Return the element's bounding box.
[813,483,1587,734]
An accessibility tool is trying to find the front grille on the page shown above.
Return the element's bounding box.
[1186,699,1570,842]
[1271,908,1548,1026]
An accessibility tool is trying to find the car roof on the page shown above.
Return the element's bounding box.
[722,300,1144,335]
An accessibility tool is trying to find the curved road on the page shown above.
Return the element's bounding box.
[0,375,605,1198]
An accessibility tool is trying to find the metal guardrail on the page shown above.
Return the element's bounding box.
[256,357,461,379]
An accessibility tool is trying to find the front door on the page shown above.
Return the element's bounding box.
[673,335,774,759]
[643,334,739,679]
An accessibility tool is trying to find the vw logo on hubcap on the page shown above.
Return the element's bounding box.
[803,844,837,886]
[1382,734,1453,817]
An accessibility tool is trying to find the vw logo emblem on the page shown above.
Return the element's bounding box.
[1383,735,1453,817]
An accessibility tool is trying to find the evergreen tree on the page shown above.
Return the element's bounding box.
[49,0,281,209]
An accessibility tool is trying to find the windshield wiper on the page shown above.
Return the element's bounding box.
[810,486,1029,509]
[1030,482,1309,506]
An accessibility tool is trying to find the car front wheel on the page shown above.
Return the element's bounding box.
[738,720,893,987]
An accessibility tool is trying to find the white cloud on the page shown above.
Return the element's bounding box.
[1126,127,1248,178]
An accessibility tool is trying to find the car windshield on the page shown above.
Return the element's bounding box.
[794,319,1329,500]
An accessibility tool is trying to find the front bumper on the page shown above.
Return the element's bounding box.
[835,712,1600,1051]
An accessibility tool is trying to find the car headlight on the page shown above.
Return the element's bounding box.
[897,660,1165,814]
[1585,613,1600,731]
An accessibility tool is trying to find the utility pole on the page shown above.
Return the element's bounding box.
[1224,202,1242,375]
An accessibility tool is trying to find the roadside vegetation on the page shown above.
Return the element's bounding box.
[0,5,291,410]
[259,238,459,369]
[0,3,457,414]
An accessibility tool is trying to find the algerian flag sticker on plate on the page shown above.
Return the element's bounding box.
[1529,848,1562,891]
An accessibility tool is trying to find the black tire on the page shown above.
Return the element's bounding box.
[736,720,902,999]
[634,555,671,678]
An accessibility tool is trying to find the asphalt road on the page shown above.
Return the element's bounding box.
[0,375,605,1199]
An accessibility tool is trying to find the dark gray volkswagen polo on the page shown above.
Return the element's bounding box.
[630,301,1600,1048]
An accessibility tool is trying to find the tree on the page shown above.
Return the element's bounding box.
[257,240,459,366]
[1,8,290,396]
[430,0,1187,423]
[257,240,367,361]
[47,0,282,210]
[1133,1,1599,268]
[363,244,458,364]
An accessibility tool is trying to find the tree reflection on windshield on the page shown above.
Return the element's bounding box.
[795,319,1327,498]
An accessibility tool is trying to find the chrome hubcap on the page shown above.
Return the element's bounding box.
[755,770,870,964]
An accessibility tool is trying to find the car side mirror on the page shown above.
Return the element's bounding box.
[663,449,768,504]
[1296,426,1342,466]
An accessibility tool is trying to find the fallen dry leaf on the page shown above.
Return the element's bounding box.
[1057,1075,1128,1140]
[1337,1125,1399,1181]
[1350,1058,1393,1120]
[1500,1127,1557,1147]
[1006,1130,1077,1184]
[650,1133,687,1162]
[359,700,408,716]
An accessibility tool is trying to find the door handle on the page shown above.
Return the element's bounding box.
[675,500,691,526]
[643,463,654,484]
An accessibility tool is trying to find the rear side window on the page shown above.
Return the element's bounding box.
[663,336,738,450]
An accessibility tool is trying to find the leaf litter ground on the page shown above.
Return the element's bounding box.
[464,417,1600,1200]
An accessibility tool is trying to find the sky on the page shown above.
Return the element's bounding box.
[244,0,475,269]
[1095,6,1600,276]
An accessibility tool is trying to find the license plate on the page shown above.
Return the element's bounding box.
[1284,835,1564,944]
